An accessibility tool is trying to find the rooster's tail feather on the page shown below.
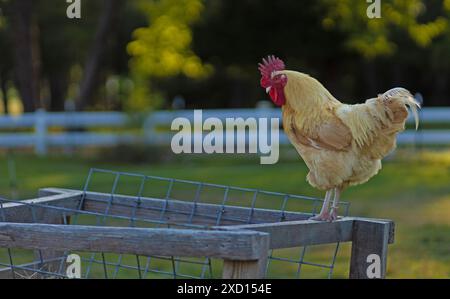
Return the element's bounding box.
[380,87,421,130]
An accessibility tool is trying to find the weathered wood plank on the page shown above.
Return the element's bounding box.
[39,190,394,247]
[349,220,390,279]
[0,191,82,223]
[349,217,395,244]
[0,223,269,260]
[217,219,354,249]
[82,192,311,225]
[218,217,394,249]
[40,188,311,226]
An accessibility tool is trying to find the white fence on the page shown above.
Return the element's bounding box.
[0,108,449,155]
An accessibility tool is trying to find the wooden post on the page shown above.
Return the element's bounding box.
[349,220,392,279]
[33,215,67,278]
[222,232,270,279]
[30,190,74,277]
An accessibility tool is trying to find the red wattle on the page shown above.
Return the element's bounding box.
[269,88,286,106]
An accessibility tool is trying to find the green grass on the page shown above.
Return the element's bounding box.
[0,149,449,278]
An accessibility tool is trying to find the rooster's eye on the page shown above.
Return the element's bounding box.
[279,74,287,84]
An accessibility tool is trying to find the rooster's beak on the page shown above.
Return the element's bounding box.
[266,87,271,94]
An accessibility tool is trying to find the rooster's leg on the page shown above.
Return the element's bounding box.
[309,190,333,221]
[329,187,341,221]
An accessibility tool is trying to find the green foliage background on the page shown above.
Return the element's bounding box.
[1,0,450,113]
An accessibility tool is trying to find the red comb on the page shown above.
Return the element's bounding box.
[258,55,285,78]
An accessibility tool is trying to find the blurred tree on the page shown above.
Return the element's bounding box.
[321,0,447,58]
[126,0,212,111]
[36,0,97,111]
[178,0,449,107]
[75,0,123,111]
[37,0,145,111]
[0,5,13,113]
[3,0,41,112]
[181,0,348,107]
[321,0,450,101]
[426,0,450,103]
[1,0,141,112]
[0,0,449,112]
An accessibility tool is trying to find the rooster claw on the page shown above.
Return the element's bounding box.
[309,211,332,222]
[309,209,339,222]
[329,208,339,222]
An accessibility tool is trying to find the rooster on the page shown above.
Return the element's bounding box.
[259,56,420,221]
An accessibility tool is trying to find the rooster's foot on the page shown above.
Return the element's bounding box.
[329,208,339,222]
[309,211,333,222]
[310,209,339,222]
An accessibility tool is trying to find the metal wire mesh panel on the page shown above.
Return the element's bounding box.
[0,168,350,279]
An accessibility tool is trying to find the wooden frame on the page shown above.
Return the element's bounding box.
[0,188,395,279]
